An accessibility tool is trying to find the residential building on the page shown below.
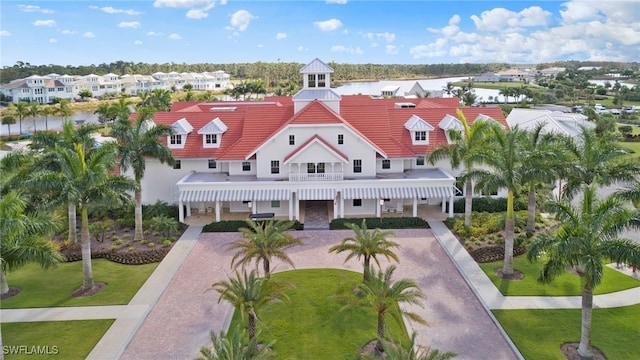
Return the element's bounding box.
[132,59,508,223]
[506,108,594,137]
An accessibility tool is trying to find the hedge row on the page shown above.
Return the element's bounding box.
[63,248,170,265]
[329,217,428,230]
[203,220,303,232]
[446,197,528,214]
[469,245,526,263]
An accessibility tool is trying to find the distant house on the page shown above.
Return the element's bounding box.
[506,108,594,138]
[473,72,501,82]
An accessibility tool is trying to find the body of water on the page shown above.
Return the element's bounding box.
[1,111,100,136]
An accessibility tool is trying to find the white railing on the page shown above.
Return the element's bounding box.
[289,172,343,182]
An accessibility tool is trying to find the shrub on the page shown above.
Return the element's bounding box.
[446,197,527,213]
[128,246,136,251]
[109,245,117,252]
[139,240,147,245]
[203,219,303,232]
[114,239,123,245]
[122,233,131,239]
[147,242,155,248]
[162,240,172,247]
[330,217,427,230]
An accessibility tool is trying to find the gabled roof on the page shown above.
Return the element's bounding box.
[506,108,593,137]
[283,135,348,164]
[197,117,228,134]
[299,58,334,74]
[404,115,435,131]
[171,118,194,134]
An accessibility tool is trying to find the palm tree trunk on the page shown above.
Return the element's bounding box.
[80,205,94,291]
[526,185,536,232]
[376,313,385,353]
[577,284,594,359]
[248,312,257,341]
[464,180,473,226]
[134,187,144,241]
[0,269,9,295]
[502,191,515,276]
[263,259,270,279]
[363,257,371,282]
[68,203,77,243]
[45,115,48,131]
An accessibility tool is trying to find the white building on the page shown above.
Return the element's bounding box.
[506,108,594,137]
[134,59,508,224]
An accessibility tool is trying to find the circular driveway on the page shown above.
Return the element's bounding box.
[121,229,517,360]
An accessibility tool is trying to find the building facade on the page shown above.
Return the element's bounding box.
[134,59,508,223]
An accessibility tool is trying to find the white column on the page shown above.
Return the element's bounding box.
[448,195,454,218]
[179,200,184,222]
[441,197,446,212]
[333,197,338,219]
[295,193,300,221]
[215,201,221,222]
[289,198,293,220]
[413,197,418,217]
[340,195,344,218]
[186,202,192,217]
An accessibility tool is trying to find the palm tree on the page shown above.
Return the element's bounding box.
[358,265,426,353]
[112,107,175,241]
[30,143,134,291]
[381,332,457,360]
[471,126,526,276]
[461,91,477,106]
[2,115,16,135]
[329,219,399,282]
[197,326,274,360]
[13,100,29,134]
[27,101,40,133]
[228,219,303,279]
[213,270,290,341]
[94,102,116,133]
[427,109,502,226]
[56,99,74,124]
[137,89,172,112]
[562,127,640,199]
[527,185,640,359]
[442,82,455,98]
[40,106,56,132]
[0,191,64,295]
[111,96,134,121]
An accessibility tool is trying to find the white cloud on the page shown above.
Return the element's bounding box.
[257,44,264,48]
[470,6,550,32]
[386,45,398,55]
[118,21,141,29]
[83,32,96,38]
[49,38,57,43]
[168,33,182,40]
[326,0,347,3]
[314,19,342,32]
[18,5,54,14]
[134,40,143,45]
[60,29,76,35]
[330,45,363,55]
[229,10,256,31]
[98,6,143,15]
[362,32,395,43]
[147,31,162,36]
[34,20,56,27]
[186,9,208,19]
[0,30,11,36]
[297,45,307,51]
[153,0,213,8]
[276,32,287,40]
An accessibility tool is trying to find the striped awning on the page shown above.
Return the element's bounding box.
[180,189,216,202]
[217,189,254,202]
[378,187,416,199]
[415,186,452,198]
[254,188,290,201]
[297,188,336,200]
[342,187,378,199]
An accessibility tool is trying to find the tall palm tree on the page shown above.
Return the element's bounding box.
[329,219,399,282]
[562,127,640,199]
[381,332,457,360]
[427,109,501,226]
[13,100,29,134]
[94,102,116,134]
[358,265,426,353]
[228,219,303,279]
[2,115,16,135]
[56,100,74,124]
[197,326,274,360]
[442,82,455,98]
[0,190,63,295]
[111,96,134,121]
[40,106,56,132]
[527,185,640,359]
[213,270,290,341]
[27,101,40,133]
[112,107,175,241]
[30,143,134,291]
[471,126,526,276]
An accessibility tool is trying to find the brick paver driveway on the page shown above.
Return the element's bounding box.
[122,229,517,360]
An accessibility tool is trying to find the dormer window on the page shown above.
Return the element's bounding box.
[170,135,183,145]
[308,74,316,87]
[198,117,228,148]
[168,118,193,149]
[404,115,434,145]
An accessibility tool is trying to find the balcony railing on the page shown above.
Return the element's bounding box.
[289,172,343,182]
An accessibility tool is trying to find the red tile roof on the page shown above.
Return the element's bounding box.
[146,96,507,160]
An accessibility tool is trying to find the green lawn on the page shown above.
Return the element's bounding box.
[619,141,640,160]
[1,320,114,360]
[227,269,410,360]
[478,256,640,296]
[494,304,640,360]
[0,259,158,308]
[617,123,640,135]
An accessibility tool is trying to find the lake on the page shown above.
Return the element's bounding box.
[1,111,100,136]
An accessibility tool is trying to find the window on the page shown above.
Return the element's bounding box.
[289,135,295,145]
[242,161,251,171]
[353,159,362,173]
[416,156,425,166]
[271,201,281,208]
[316,163,325,173]
[307,163,316,173]
[308,74,316,87]
[318,74,326,87]
[271,160,280,174]
[382,159,391,169]
[338,134,344,145]
[205,134,217,144]
[170,135,182,145]
[414,131,427,141]
[48,88,55,92]
[208,159,217,169]
[353,199,362,207]
[173,160,181,169]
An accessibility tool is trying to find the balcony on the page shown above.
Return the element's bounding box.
[289,172,343,182]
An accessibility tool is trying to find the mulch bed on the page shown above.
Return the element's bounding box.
[494,268,525,280]
[71,282,107,297]
[1,287,21,300]
[561,342,607,360]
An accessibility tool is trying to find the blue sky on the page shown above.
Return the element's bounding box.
[1,0,639,67]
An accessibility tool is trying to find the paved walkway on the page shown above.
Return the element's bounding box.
[2,222,639,360]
